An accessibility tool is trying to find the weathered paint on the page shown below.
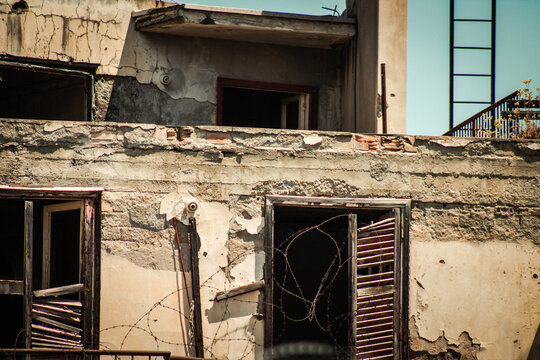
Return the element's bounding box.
[0,119,538,359]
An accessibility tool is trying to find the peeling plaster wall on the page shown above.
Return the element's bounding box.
[0,119,539,359]
[0,0,343,129]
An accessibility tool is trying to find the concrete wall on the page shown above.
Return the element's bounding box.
[378,0,407,134]
[0,119,538,359]
[0,0,343,130]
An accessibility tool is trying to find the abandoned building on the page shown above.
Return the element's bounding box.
[0,0,538,359]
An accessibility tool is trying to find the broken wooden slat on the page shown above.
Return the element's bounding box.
[358,218,394,231]
[34,303,81,317]
[33,283,84,298]
[32,308,80,324]
[32,335,82,348]
[32,315,82,334]
[32,324,81,340]
[215,280,265,301]
[31,332,82,346]
[0,279,24,295]
[39,299,82,308]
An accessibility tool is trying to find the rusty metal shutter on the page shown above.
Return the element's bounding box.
[355,215,401,360]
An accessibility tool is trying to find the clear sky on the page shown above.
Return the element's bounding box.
[177,0,539,136]
[408,0,540,135]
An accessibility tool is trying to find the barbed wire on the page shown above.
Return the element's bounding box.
[100,214,367,359]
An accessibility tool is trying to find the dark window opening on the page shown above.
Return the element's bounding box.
[217,77,318,130]
[0,193,99,350]
[266,197,409,360]
[0,62,92,121]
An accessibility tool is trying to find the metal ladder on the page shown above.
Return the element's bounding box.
[449,0,496,129]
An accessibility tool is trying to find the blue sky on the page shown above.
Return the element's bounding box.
[408,0,540,135]
[178,0,539,136]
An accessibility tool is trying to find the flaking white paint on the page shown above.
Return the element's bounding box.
[410,240,540,360]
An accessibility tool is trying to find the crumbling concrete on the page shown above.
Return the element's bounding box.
[0,119,538,359]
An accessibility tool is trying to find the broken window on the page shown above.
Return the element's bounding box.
[0,188,100,349]
[264,196,409,359]
[0,60,94,121]
[217,77,318,129]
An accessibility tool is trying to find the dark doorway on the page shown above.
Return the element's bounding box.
[271,205,390,358]
[216,77,318,129]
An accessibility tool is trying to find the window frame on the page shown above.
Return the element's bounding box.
[216,77,319,130]
[0,59,95,122]
[0,186,103,349]
[264,195,410,359]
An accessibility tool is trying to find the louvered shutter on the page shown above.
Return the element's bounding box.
[32,296,83,348]
[354,214,401,360]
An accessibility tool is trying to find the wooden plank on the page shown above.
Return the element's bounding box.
[32,336,82,348]
[24,201,33,349]
[263,200,274,349]
[358,218,394,231]
[357,246,394,258]
[31,332,82,346]
[348,214,357,357]
[34,303,82,317]
[357,240,394,252]
[82,197,95,348]
[357,258,394,270]
[357,278,393,288]
[189,218,204,358]
[32,316,82,334]
[39,299,82,308]
[357,271,394,283]
[356,329,393,340]
[215,280,265,301]
[0,279,24,295]
[32,324,81,340]
[33,283,84,298]
[32,308,80,324]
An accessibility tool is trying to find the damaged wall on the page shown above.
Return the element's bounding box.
[0,0,343,129]
[0,119,538,359]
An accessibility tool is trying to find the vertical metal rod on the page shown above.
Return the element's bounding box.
[189,218,204,358]
[449,0,455,130]
[173,219,192,306]
[490,0,497,133]
[381,63,388,134]
[24,201,33,350]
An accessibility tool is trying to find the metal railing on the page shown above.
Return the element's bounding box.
[444,91,519,138]
[0,349,204,360]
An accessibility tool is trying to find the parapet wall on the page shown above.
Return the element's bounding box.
[0,119,539,359]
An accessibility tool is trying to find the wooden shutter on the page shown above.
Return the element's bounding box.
[355,215,401,360]
[32,201,85,349]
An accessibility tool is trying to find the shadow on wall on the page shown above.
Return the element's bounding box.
[528,322,540,360]
[96,17,216,126]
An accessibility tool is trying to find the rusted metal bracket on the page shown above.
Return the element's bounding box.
[214,280,265,302]
[189,218,204,358]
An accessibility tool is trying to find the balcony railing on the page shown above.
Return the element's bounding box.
[0,349,204,360]
[444,91,520,138]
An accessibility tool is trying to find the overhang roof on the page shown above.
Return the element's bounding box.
[132,4,356,49]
